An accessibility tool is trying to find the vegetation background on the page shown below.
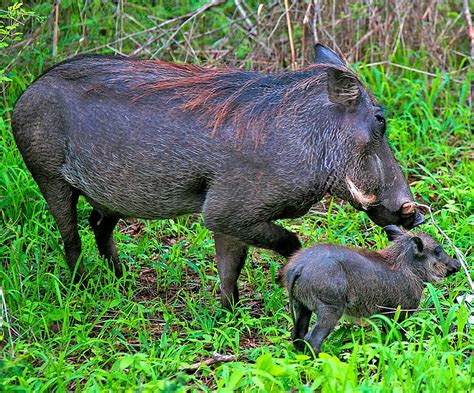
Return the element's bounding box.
[1,0,472,391]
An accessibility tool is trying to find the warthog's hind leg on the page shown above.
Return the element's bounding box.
[88,209,122,278]
[37,177,85,283]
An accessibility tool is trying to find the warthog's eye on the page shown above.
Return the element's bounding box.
[372,114,386,138]
[375,114,386,127]
[433,246,442,256]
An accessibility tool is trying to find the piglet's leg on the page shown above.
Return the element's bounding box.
[304,305,343,356]
[291,302,312,351]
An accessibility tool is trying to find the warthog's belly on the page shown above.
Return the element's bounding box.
[61,150,209,219]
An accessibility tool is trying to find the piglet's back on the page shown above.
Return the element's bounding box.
[285,244,390,276]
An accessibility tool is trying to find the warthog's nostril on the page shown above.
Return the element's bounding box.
[401,202,415,215]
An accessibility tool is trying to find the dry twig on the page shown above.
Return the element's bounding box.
[361,61,462,83]
[284,0,297,70]
[312,0,319,45]
[0,287,15,358]
[235,0,255,34]
[183,352,237,371]
[462,0,474,63]
[376,305,450,313]
[151,0,226,58]
[52,0,61,58]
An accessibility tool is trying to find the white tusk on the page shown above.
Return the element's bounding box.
[346,177,377,210]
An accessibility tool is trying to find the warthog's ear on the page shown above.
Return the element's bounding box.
[326,67,360,111]
[314,43,345,66]
[384,225,404,241]
[410,236,424,257]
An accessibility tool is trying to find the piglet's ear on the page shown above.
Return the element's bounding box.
[314,43,346,66]
[326,68,361,111]
[384,225,404,241]
[411,236,424,257]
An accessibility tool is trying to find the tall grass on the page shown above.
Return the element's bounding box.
[1,1,472,391]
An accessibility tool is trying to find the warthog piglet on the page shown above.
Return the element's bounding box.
[284,225,460,354]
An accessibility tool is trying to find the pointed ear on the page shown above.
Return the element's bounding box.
[384,225,404,241]
[326,67,360,111]
[314,43,346,66]
[411,237,424,257]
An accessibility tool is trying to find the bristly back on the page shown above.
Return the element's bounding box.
[47,56,366,143]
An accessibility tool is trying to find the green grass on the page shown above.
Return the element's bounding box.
[1,2,473,392]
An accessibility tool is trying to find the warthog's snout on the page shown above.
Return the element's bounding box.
[401,201,415,215]
[401,206,425,229]
[400,201,426,229]
[401,201,425,229]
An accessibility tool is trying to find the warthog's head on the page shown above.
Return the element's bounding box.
[315,43,424,229]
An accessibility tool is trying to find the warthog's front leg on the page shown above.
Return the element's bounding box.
[214,233,248,310]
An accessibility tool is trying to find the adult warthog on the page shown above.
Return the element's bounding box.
[12,44,424,309]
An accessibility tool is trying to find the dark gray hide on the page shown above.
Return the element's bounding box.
[284,225,459,354]
[12,44,423,309]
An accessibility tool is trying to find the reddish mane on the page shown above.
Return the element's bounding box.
[132,60,360,142]
[51,56,366,143]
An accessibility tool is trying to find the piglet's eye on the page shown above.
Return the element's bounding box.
[434,246,442,256]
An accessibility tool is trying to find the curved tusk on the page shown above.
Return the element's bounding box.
[346,177,377,210]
